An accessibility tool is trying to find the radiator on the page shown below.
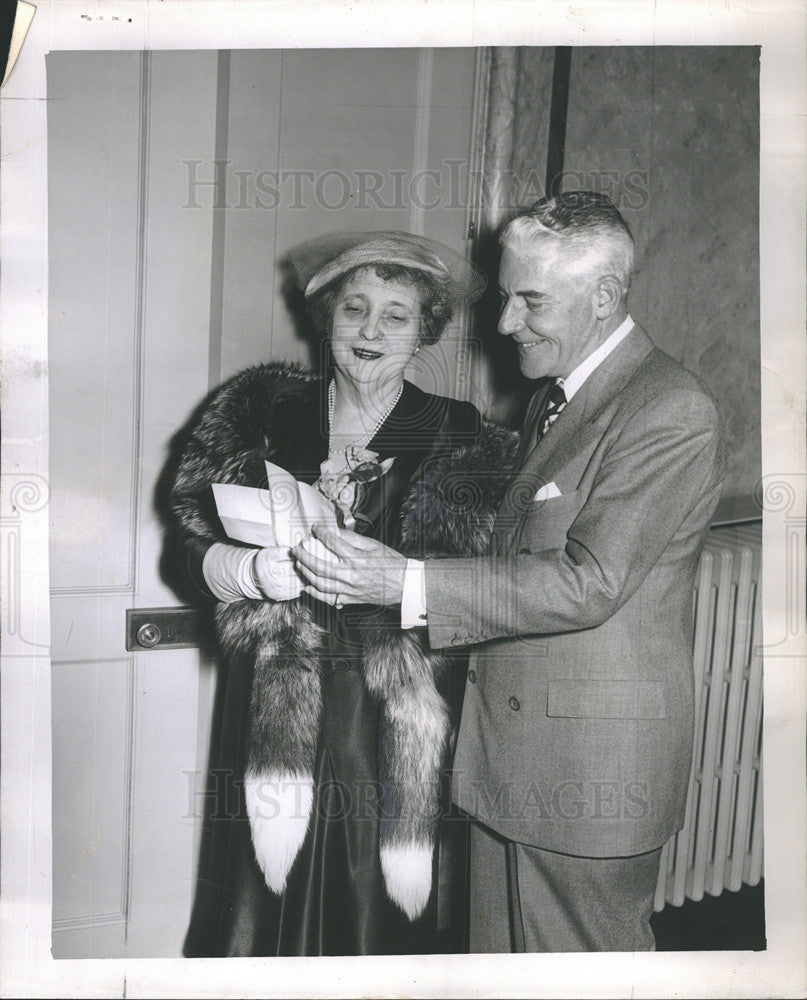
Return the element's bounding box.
[654,521,764,910]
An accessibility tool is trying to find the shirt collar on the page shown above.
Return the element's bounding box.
[558,314,635,401]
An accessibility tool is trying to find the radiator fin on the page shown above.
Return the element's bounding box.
[654,522,763,911]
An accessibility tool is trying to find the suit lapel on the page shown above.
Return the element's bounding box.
[513,379,553,468]
[491,326,655,545]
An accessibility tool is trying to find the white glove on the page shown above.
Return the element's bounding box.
[251,545,305,601]
[202,542,303,603]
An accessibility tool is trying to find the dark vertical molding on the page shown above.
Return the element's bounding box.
[208,49,230,390]
[545,46,572,199]
[480,47,518,235]
[410,48,434,237]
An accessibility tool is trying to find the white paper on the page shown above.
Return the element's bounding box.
[264,460,339,543]
[212,462,339,551]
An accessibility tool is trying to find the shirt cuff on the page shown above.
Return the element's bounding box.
[400,558,428,629]
[202,542,264,602]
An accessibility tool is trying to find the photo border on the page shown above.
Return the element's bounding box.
[1,1,804,997]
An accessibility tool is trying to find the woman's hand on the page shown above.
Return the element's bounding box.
[292,525,407,606]
[251,545,305,601]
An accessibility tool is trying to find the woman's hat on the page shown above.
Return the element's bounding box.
[289,230,487,304]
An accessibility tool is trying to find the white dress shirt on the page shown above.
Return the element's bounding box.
[556,313,635,402]
[400,315,636,628]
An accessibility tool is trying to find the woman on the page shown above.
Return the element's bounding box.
[164,231,516,956]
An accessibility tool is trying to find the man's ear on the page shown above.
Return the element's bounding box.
[592,275,623,320]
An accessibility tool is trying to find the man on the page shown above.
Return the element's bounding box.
[294,191,725,952]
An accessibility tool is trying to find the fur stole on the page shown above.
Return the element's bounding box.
[167,362,517,919]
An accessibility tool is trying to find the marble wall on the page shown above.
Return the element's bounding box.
[480,46,760,520]
[562,47,760,519]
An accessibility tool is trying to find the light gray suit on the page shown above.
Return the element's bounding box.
[425,325,725,950]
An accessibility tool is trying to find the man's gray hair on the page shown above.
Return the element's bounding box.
[500,191,636,295]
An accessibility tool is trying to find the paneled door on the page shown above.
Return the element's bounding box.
[48,50,222,959]
[49,47,477,958]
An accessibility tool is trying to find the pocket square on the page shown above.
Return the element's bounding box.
[533,481,561,502]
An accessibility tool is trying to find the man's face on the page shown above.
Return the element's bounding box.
[497,240,600,380]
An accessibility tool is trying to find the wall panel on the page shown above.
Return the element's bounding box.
[48,52,142,593]
[218,49,478,390]
[220,50,284,379]
[51,658,133,931]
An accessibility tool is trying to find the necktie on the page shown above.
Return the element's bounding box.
[537,379,567,440]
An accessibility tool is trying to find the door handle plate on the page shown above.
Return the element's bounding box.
[125,606,206,651]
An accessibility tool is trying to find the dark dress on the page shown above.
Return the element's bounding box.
[180,378,479,957]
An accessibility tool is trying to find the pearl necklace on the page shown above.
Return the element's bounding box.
[327,378,403,455]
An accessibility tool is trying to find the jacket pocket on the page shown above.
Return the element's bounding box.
[519,488,584,551]
[546,679,667,719]
[524,487,583,518]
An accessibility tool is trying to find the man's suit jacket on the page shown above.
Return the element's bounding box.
[425,325,725,857]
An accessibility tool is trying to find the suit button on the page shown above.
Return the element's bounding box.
[467,669,477,684]
[508,696,520,711]
[518,547,531,555]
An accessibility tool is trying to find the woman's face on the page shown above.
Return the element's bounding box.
[330,267,423,390]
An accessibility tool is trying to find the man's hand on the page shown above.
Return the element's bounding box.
[252,545,305,601]
[292,525,407,606]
